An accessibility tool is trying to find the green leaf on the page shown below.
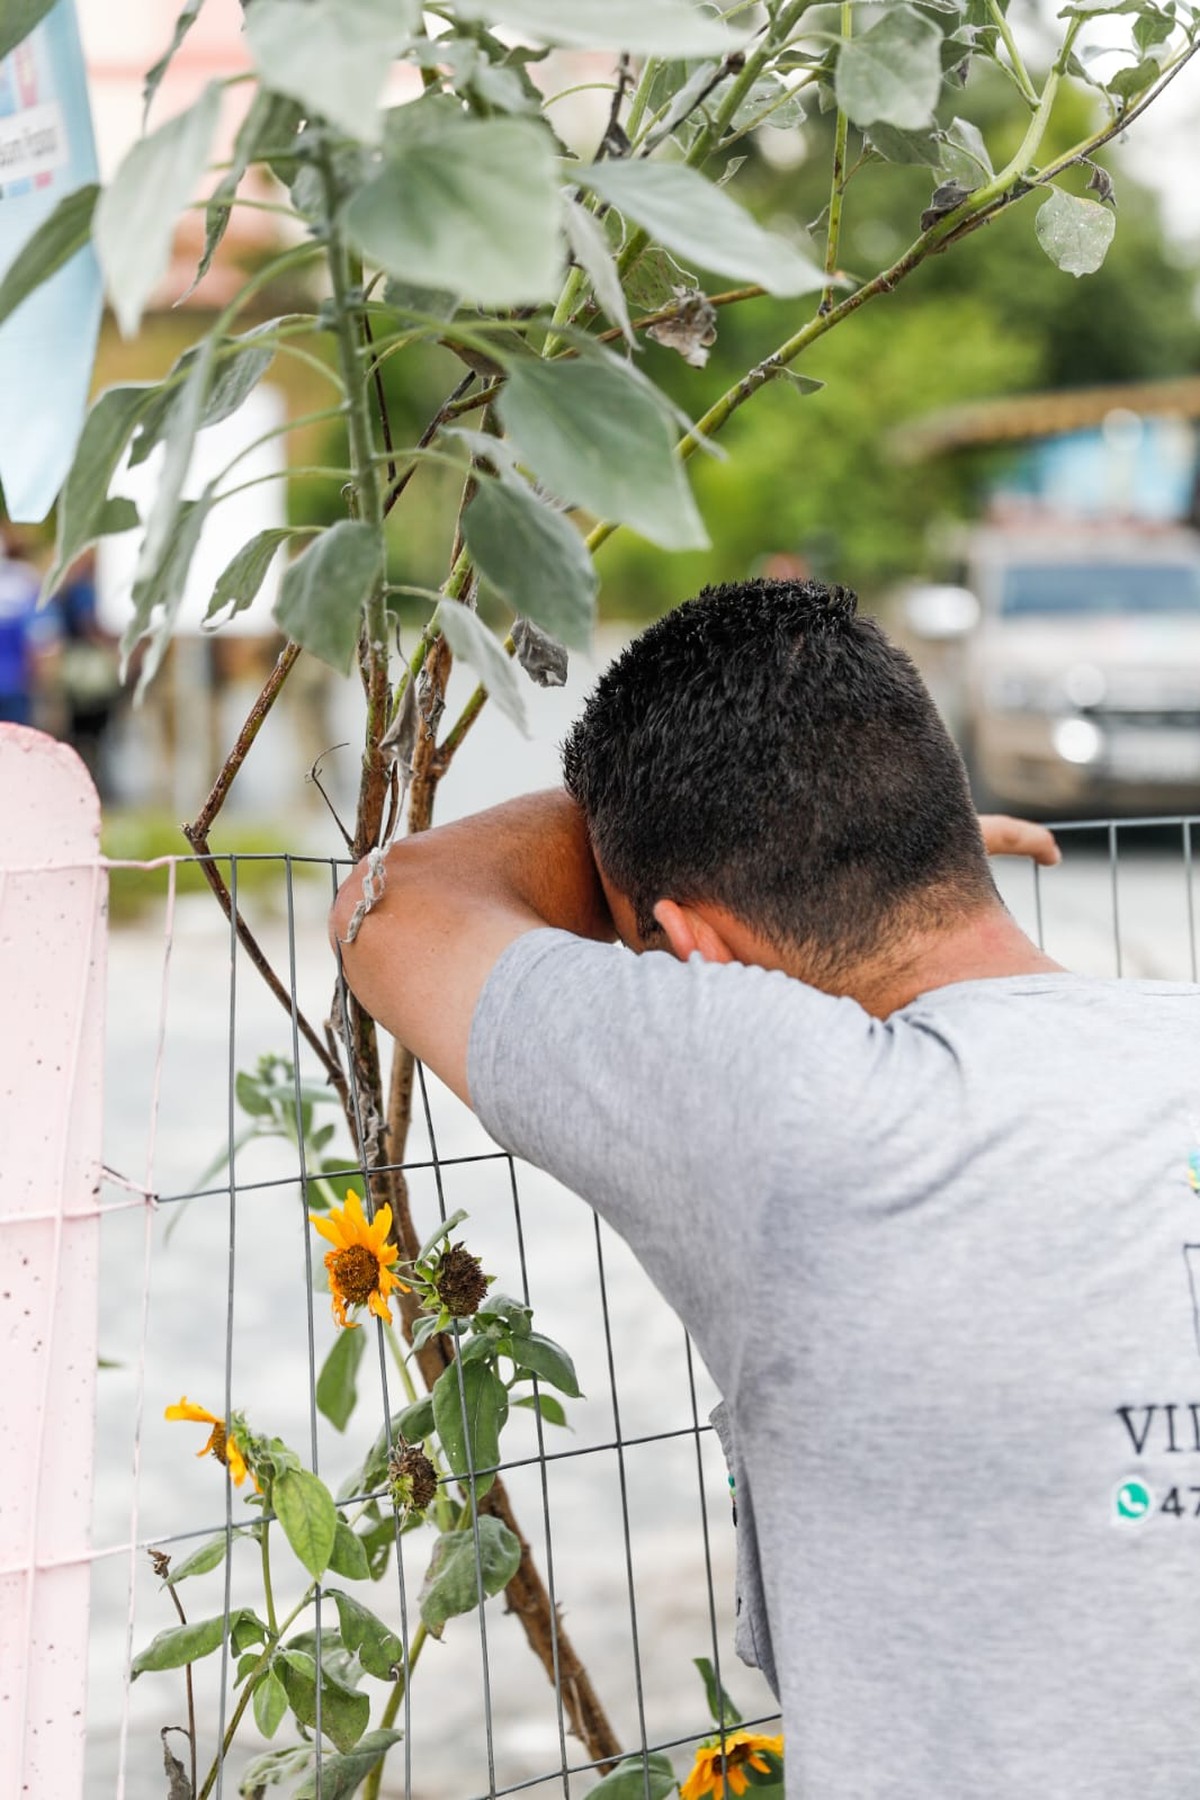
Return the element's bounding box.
[328,1519,372,1582]
[316,1324,367,1433]
[743,1752,784,1794]
[94,81,222,336]
[416,1208,469,1265]
[277,1649,369,1754]
[463,476,597,651]
[431,1358,508,1499]
[395,1394,435,1442]
[941,115,993,184]
[45,386,154,596]
[273,1467,338,1579]
[190,90,304,296]
[345,115,563,308]
[586,1752,677,1800]
[453,0,748,53]
[245,0,414,143]
[235,1068,273,1116]
[383,276,460,322]
[329,1589,405,1680]
[1107,55,1161,101]
[694,1655,743,1728]
[240,1745,315,1791]
[835,5,944,129]
[0,185,98,333]
[273,521,384,675]
[508,1332,581,1398]
[578,161,827,298]
[134,330,216,604]
[292,1729,404,1800]
[513,1391,569,1428]
[865,123,942,166]
[143,0,204,115]
[562,195,634,345]
[435,601,527,735]
[131,1608,257,1677]
[163,1530,241,1585]
[125,490,214,692]
[130,327,276,469]
[253,1667,289,1739]
[0,0,55,60]
[232,1611,270,1654]
[1034,187,1117,278]
[418,1516,521,1639]
[497,357,707,552]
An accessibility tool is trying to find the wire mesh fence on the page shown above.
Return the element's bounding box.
[86,849,779,1800]
[16,807,1200,1799]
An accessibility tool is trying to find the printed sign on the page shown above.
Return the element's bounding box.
[0,1,102,523]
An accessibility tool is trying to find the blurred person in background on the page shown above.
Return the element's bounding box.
[54,548,123,798]
[0,520,59,729]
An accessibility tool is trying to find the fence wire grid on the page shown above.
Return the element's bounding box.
[75,817,1200,1798]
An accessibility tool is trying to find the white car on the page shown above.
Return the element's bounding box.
[900,526,1200,817]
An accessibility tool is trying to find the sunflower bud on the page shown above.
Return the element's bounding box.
[434,1243,490,1317]
[388,1442,438,1516]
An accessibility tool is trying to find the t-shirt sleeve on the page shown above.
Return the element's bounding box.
[467,928,886,1384]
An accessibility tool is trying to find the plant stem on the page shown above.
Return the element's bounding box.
[260,1523,278,1637]
[820,4,851,316]
[988,0,1039,107]
[616,0,812,281]
[384,1321,421,1404]
[196,1589,315,1800]
[183,640,350,1102]
[160,1572,198,1800]
[321,163,390,864]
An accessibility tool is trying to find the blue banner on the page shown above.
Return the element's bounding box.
[0,0,101,522]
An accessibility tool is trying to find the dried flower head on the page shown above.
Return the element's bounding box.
[164,1397,250,1486]
[680,1732,784,1800]
[434,1242,490,1317]
[388,1441,438,1516]
[310,1190,409,1328]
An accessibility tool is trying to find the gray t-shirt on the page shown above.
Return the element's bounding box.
[468,929,1200,1798]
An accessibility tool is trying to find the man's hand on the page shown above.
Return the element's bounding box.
[978,814,1061,866]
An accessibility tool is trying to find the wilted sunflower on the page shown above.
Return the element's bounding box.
[165,1397,250,1486]
[680,1732,784,1800]
[310,1189,409,1328]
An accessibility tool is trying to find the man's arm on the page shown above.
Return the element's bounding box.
[330,790,612,1105]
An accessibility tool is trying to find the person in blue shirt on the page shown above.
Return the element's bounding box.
[0,524,58,726]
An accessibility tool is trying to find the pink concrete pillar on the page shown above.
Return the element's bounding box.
[0,725,105,1800]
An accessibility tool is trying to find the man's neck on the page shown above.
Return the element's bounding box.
[826,903,1065,1020]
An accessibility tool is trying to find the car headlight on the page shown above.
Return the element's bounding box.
[1052,717,1104,765]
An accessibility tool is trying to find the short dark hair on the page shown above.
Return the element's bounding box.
[562,578,995,975]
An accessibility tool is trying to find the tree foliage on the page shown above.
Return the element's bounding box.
[13,0,1196,723]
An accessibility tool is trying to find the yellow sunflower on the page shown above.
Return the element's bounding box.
[165,1397,249,1486]
[309,1189,409,1328]
[680,1732,784,1800]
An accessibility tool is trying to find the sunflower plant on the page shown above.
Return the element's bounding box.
[137,1068,582,1798]
[586,1659,782,1800]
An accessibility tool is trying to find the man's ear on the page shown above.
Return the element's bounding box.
[653,899,738,965]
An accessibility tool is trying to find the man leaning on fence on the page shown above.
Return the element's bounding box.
[333,577,1200,1799]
